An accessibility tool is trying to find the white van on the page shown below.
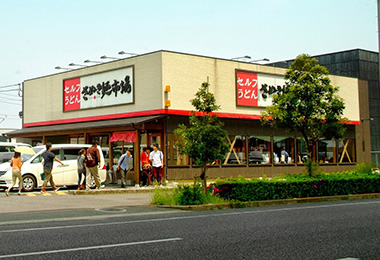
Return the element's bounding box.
[0,142,32,163]
[0,144,107,192]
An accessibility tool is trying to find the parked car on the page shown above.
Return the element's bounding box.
[0,142,32,163]
[0,144,107,192]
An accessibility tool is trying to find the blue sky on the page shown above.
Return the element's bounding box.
[0,0,378,129]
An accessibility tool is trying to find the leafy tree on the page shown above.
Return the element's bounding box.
[174,82,229,193]
[261,54,347,176]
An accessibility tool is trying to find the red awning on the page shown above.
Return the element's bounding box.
[109,132,136,143]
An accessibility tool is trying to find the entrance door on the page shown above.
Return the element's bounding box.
[149,133,162,150]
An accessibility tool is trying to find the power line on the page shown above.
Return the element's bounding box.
[0,97,22,102]
[0,114,20,118]
[0,83,21,89]
[0,89,19,93]
[0,101,21,106]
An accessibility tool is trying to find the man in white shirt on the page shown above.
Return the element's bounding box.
[149,143,164,185]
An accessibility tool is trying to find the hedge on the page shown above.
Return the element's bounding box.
[213,174,380,202]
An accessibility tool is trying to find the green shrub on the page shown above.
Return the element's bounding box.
[150,187,177,205]
[213,164,380,202]
[176,184,205,205]
[150,183,226,206]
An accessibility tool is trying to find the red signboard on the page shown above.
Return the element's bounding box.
[236,70,258,107]
[63,77,81,111]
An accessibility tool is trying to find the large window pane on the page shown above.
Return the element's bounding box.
[167,133,189,166]
[318,139,336,163]
[112,141,134,171]
[338,139,356,163]
[223,135,246,165]
[296,138,308,164]
[248,136,271,164]
[273,137,294,164]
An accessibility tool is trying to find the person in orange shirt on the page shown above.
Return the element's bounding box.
[140,147,152,186]
[5,151,23,196]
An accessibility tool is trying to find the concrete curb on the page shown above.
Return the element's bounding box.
[156,193,380,211]
[67,187,170,195]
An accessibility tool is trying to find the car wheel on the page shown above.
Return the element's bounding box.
[22,174,36,192]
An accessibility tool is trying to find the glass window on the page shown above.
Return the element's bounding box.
[167,134,189,166]
[32,149,60,163]
[223,135,246,165]
[273,137,294,164]
[0,146,14,153]
[248,136,271,164]
[63,148,82,160]
[52,148,63,160]
[32,154,43,164]
[112,141,134,171]
[338,139,356,163]
[296,138,308,164]
[318,139,336,163]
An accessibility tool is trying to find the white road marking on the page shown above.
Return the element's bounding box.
[0,238,183,259]
[1,199,380,234]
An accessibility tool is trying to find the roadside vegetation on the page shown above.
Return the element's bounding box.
[151,164,380,206]
[151,181,226,206]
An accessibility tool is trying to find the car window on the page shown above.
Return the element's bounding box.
[63,148,82,160]
[21,153,34,162]
[53,149,64,160]
[32,149,61,163]
[32,147,44,154]
[32,154,43,164]
[0,146,14,153]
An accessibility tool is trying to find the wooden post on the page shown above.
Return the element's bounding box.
[134,129,140,186]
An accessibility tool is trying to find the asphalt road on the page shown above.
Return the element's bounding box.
[1,199,380,259]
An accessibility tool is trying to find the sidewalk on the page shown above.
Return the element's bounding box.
[68,181,179,195]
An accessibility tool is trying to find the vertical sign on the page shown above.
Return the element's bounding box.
[236,70,258,106]
[64,78,81,111]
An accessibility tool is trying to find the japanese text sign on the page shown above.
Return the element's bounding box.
[236,70,286,107]
[63,67,134,111]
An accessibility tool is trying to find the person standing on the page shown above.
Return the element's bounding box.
[140,147,152,186]
[85,141,102,190]
[5,151,23,196]
[41,143,64,194]
[149,143,164,185]
[118,149,132,188]
[280,147,289,164]
[77,149,86,190]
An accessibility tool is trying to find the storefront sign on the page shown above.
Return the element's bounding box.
[63,67,134,111]
[236,70,286,107]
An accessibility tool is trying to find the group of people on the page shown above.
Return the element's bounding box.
[116,143,164,188]
[4,140,164,195]
[76,140,103,191]
[46,140,103,193]
[5,141,102,196]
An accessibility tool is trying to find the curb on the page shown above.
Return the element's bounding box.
[68,187,172,195]
[156,193,380,211]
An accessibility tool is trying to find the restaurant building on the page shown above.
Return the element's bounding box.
[8,50,371,184]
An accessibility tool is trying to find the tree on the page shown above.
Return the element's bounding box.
[174,82,229,193]
[261,54,347,176]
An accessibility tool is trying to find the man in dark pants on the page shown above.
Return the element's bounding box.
[85,141,102,190]
[41,143,64,194]
[118,149,132,188]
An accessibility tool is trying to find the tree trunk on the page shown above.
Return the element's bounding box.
[200,162,208,194]
[302,135,314,177]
